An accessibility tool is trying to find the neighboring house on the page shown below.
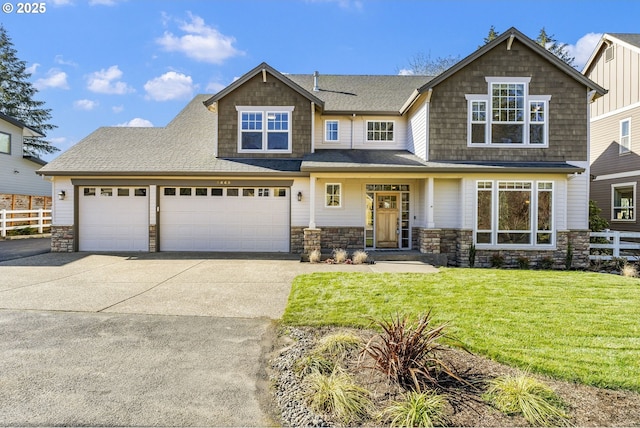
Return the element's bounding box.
[584,34,640,231]
[0,111,51,208]
[38,27,605,267]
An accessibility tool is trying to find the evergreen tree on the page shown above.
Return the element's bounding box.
[483,26,575,67]
[0,25,58,157]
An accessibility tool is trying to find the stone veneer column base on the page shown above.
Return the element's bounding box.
[303,228,321,254]
[51,225,75,252]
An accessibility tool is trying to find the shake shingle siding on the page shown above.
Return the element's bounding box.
[216,73,312,158]
[429,39,588,163]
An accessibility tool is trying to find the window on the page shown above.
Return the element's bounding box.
[84,188,96,196]
[367,121,394,142]
[0,132,10,154]
[237,106,294,152]
[195,188,208,196]
[211,188,223,196]
[243,188,255,197]
[227,188,239,197]
[180,188,192,196]
[101,188,113,196]
[164,188,176,196]
[117,188,130,196]
[475,180,554,246]
[275,188,287,197]
[258,188,270,197]
[134,188,147,197]
[325,120,339,142]
[620,119,631,154]
[467,78,550,146]
[325,183,341,207]
[612,183,635,221]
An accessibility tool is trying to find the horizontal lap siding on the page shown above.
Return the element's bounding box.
[591,177,640,232]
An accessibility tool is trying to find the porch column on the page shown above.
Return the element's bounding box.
[426,177,435,228]
[309,175,316,229]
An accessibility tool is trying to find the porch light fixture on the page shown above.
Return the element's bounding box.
[58,190,66,200]
[297,191,302,201]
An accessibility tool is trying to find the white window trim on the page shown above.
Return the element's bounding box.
[620,118,631,155]
[466,77,551,147]
[366,120,395,143]
[474,180,555,249]
[324,120,339,142]
[611,182,636,222]
[0,131,11,155]
[236,106,294,153]
[325,183,342,208]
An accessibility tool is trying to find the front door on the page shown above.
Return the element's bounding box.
[376,193,399,248]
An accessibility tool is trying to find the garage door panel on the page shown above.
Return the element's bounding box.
[160,186,289,252]
[79,186,149,251]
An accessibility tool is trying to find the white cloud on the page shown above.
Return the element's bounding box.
[144,71,195,101]
[87,65,134,94]
[116,118,154,127]
[34,69,69,90]
[397,69,414,76]
[112,105,124,113]
[157,13,243,64]
[74,99,99,111]
[48,0,73,5]
[306,0,363,10]
[205,81,226,94]
[54,55,78,67]
[26,63,39,75]
[564,32,602,70]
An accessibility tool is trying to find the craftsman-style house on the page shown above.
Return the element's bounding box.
[39,27,605,267]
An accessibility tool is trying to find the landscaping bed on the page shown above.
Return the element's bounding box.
[270,327,640,427]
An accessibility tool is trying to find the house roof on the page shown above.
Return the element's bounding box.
[286,74,432,115]
[301,150,584,173]
[583,33,640,74]
[0,111,44,137]
[39,95,303,177]
[421,27,607,99]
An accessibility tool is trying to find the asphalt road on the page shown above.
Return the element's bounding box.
[0,237,50,262]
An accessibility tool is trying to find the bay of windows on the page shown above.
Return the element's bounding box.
[237,106,293,152]
[476,180,553,246]
[467,78,550,146]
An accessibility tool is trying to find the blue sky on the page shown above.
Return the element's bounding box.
[2,0,639,161]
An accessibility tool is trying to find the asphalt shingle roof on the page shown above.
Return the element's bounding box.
[609,33,640,49]
[286,74,432,114]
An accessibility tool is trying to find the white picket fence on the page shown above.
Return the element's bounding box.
[590,230,640,261]
[0,209,52,238]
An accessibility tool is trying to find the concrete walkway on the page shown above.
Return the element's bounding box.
[0,252,438,426]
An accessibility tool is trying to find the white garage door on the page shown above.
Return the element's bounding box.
[160,186,290,252]
[79,186,149,251]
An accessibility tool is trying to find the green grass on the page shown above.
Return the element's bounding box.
[282,268,640,391]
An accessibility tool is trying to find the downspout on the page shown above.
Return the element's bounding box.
[310,102,315,154]
[350,114,356,149]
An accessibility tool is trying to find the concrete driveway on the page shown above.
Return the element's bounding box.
[0,252,437,426]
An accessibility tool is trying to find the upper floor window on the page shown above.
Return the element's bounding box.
[367,121,394,142]
[236,106,294,153]
[325,120,339,142]
[0,132,10,154]
[466,77,550,147]
[620,119,631,154]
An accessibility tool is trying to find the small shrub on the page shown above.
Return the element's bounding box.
[516,256,530,270]
[621,263,638,278]
[469,244,477,267]
[381,390,449,428]
[333,248,348,264]
[484,374,569,427]
[294,353,335,377]
[539,256,554,270]
[304,367,372,424]
[309,249,321,263]
[490,253,505,268]
[352,250,369,265]
[314,331,363,359]
[363,312,462,392]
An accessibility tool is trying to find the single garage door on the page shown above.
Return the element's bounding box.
[160,186,290,252]
[79,186,149,251]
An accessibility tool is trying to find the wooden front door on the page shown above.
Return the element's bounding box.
[376,194,399,248]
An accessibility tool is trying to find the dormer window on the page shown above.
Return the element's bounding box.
[236,106,294,153]
[466,77,550,147]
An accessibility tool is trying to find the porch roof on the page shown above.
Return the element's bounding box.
[301,150,585,173]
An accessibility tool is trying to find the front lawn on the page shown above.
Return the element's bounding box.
[282,268,640,391]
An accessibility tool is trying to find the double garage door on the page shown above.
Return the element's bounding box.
[78,185,290,252]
